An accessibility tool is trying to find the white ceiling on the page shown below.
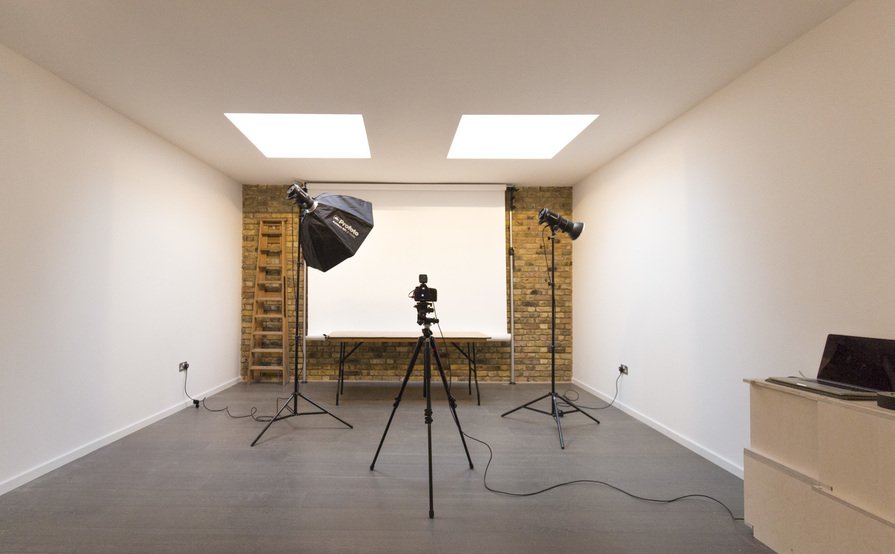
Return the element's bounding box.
[0,0,853,186]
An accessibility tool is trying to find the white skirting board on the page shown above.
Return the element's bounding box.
[572,378,743,478]
[0,376,241,496]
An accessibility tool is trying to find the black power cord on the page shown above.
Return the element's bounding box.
[181,364,288,423]
[182,361,740,520]
[461,430,744,521]
[560,372,622,411]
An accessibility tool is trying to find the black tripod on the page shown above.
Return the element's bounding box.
[501,228,599,448]
[370,321,474,519]
[251,211,352,447]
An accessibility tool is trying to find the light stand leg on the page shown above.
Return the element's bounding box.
[558,394,602,426]
[251,373,354,447]
[500,392,552,417]
[251,210,352,447]
[251,391,301,447]
[551,393,565,449]
[500,230,599,448]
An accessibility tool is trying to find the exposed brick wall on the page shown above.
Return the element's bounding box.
[240,185,574,383]
[511,187,575,382]
[241,185,300,381]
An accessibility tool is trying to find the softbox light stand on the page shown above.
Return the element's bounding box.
[251,208,352,447]
[501,226,599,449]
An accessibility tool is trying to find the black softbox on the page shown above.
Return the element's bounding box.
[250,184,368,445]
[294,190,374,272]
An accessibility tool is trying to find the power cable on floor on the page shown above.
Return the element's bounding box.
[560,372,622,410]
[182,365,288,423]
[461,430,744,521]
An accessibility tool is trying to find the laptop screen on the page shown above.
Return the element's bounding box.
[817,334,895,392]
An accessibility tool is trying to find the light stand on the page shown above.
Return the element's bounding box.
[370,285,474,519]
[251,207,352,447]
[501,212,599,448]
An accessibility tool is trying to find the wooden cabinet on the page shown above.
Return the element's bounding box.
[745,380,895,552]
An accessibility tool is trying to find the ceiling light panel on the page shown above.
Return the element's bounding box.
[225,113,371,158]
[447,114,598,159]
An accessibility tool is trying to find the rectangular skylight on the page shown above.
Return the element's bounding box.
[224,113,371,158]
[447,114,598,159]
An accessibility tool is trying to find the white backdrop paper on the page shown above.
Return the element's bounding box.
[306,183,508,339]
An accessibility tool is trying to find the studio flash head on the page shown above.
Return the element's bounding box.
[286,181,318,213]
[538,208,584,240]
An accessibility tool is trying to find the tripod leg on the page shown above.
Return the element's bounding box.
[431,341,474,469]
[424,341,435,519]
[370,337,423,470]
[251,392,298,447]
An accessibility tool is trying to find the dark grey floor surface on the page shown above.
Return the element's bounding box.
[0,380,771,553]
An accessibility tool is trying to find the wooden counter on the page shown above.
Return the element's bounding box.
[744,379,895,552]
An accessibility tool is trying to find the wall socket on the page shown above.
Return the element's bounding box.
[178,361,189,373]
[618,364,629,375]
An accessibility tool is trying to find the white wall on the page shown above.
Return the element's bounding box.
[572,0,895,476]
[0,44,243,493]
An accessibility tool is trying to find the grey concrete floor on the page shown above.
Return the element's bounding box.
[0,381,771,553]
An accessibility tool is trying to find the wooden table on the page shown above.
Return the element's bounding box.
[318,331,492,405]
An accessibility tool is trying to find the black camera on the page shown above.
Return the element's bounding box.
[412,274,437,302]
[412,274,438,326]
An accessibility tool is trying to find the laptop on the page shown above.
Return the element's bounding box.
[767,334,895,400]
